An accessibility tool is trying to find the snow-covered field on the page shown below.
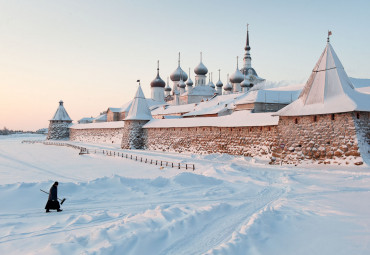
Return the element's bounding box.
[1,134,370,255]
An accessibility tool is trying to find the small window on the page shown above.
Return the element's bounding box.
[331,114,335,120]
[313,116,317,122]
[295,118,298,124]
[357,113,360,119]
[268,127,271,131]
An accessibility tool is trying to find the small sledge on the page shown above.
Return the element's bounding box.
[40,189,67,205]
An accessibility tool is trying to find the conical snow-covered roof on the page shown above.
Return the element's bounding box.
[51,100,72,121]
[277,41,370,116]
[125,85,152,121]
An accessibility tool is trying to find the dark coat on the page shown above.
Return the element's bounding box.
[45,184,60,210]
[48,185,58,201]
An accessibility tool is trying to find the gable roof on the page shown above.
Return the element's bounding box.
[276,42,370,116]
[51,100,72,121]
[125,85,153,121]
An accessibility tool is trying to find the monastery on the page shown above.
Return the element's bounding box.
[47,31,370,166]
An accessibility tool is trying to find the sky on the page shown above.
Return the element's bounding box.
[1,0,369,131]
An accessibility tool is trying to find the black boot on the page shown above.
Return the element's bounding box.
[46,209,50,213]
[57,209,62,212]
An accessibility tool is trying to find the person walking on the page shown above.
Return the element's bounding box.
[45,181,62,213]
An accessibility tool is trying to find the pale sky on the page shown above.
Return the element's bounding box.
[1,0,369,131]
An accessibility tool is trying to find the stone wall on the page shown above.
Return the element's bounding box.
[145,125,278,158]
[272,112,366,165]
[47,121,71,140]
[70,127,124,144]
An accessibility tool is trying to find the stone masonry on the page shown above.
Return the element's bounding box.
[47,121,71,140]
[70,127,124,144]
[272,112,368,165]
[121,120,149,150]
[145,125,278,158]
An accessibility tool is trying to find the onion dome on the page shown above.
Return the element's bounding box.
[194,52,208,75]
[240,75,251,88]
[208,72,215,88]
[165,77,172,91]
[170,52,188,82]
[150,60,166,88]
[230,56,244,83]
[179,77,186,89]
[216,69,223,87]
[224,74,232,91]
[186,68,194,86]
[216,80,223,87]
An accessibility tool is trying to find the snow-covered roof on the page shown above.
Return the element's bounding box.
[51,100,72,121]
[151,103,197,116]
[125,85,153,121]
[70,121,125,129]
[183,93,240,117]
[277,42,370,116]
[144,111,279,128]
[120,98,164,112]
[181,85,215,96]
[94,113,107,122]
[235,89,300,105]
[108,107,121,113]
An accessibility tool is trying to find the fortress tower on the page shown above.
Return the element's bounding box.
[121,84,152,149]
[47,100,72,140]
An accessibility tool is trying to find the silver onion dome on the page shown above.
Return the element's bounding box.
[170,52,188,82]
[230,68,244,83]
[150,60,166,88]
[216,80,223,87]
[194,52,208,75]
[194,62,208,75]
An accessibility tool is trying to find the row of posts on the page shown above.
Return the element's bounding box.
[100,149,195,171]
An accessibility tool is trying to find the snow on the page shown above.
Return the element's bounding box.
[235,89,300,105]
[183,94,239,117]
[124,85,152,121]
[51,101,72,121]
[1,134,370,254]
[144,111,279,128]
[70,121,125,130]
[107,107,121,113]
[277,43,370,116]
[151,103,197,116]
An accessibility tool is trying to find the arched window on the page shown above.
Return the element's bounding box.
[331,114,335,120]
[295,118,298,124]
[313,116,317,122]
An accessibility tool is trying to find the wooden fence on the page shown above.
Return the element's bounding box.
[22,140,195,171]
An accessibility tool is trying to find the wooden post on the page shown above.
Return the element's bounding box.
[178,163,180,169]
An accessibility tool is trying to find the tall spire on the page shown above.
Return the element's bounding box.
[243,24,252,69]
[218,69,221,81]
[178,52,181,66]
[245,24,251,51]
[157,60,159,75]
